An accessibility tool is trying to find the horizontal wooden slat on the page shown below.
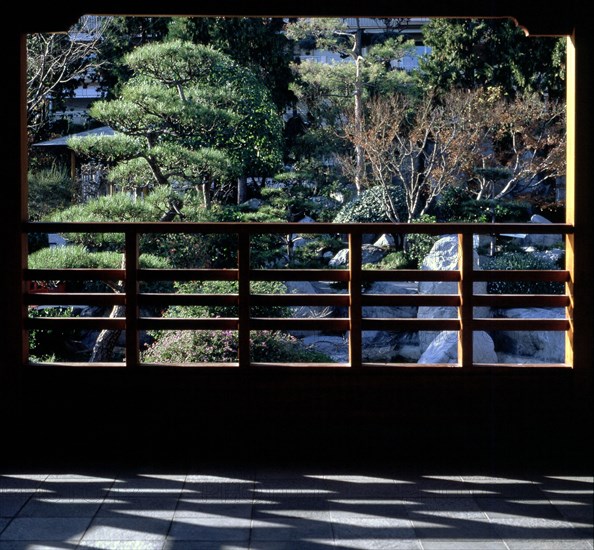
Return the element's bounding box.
[473,294,569,308]
[474,270,570,282]
[250,318,350,331]
[362,270,460,282]
[250,362,350,368]
[24,292,126,306]
[251,294,350,307]
[24,220,574,236]
[141,362,240,368]
[473,318,570,331]
[138,269,238,281]
[139,293,238,306]
[251,269,350,282]
[138,318,238,330]
[362,318,461,331]
[25,268,125,281]
[362,294,460,307]
[26,317,126,330]
[26,361,127,368]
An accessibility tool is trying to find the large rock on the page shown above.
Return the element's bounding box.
[285,280,344,338]
[491,307,565,362]
[417,235,489,351]
[521,214,563,248]
[301,335,348,363]
[373,233,396,249]
[418,330,497,364]
[329,244,388,267]
[361,281,419,361]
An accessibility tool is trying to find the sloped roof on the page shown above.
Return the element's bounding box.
[33,126,115,147]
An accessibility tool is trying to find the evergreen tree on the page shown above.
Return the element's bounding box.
[68,40,283,207]
[167,17,296,113]
[419,18,565,99]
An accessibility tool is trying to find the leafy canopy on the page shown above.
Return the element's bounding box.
[69,40,283,198]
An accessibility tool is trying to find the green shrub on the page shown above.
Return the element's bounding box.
[404,216,440,268]
[28,306,76,362]
[28,164,74,221]
[165,280,289,320]
[288,235,344,269]
[333,185,406,224]
[141,329,332,363]
[368,251,414,270]
[28,244,172,293]
[482,251,565,294]
[434,186,532,223]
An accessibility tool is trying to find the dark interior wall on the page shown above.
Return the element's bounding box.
[6,367,590,472]
[2,0,592,472]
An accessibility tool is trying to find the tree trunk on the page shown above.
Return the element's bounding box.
[237,176,248,204]
[90,256,125,362]
[353,27,365,195]
[89,304,125,362]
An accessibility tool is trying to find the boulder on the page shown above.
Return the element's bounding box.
[418,330,497,364]
[417,235,489,352]
[285,280,344,338]
[490,307,565,362]
[521,214,563,248]
[329,244,388,267]
[373,233,396,249]
[301,335,348,363]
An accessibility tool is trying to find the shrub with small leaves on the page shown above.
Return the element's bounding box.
[141,329,331,363]
[28,306,75,362]
[482,251,564,294]
[404,216,440,268]
[28,164,74,221]
[165,280,290,320]
[333,185,406,224]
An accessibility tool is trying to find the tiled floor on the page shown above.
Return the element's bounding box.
[0,467,592,549]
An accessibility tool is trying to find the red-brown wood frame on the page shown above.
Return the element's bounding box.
[23,220,573,369]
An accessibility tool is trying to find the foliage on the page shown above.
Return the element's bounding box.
[94,16,171,98]
[333,185,406,224]
[286,18,420,194]
[405,216,440,268]
[28,306,76,362]
[419,18,566,99]
[366,251,414,270]
[164,280,289,320]
[482,251,564,294]
[259,181,340,223]
[288,235,344,269]
[68,40,283,205]
[141,329,331,363]
[167,17,296,112]
[47,188,289,269]
[28,243,172,293]
[434,186,532,222]
[28,164,74,221]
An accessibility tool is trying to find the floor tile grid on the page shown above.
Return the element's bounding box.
[0,472,592,549]
[1,474,124,547]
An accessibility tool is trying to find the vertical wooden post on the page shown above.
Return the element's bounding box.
[19,34,29,367]
[125,230,140,368]
[565,35,576,368]
[349,232,362,368]
[458,232,474,368]
[238,231,251,368]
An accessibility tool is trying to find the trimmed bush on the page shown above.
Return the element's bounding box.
[333,185,406,224]
[482,251,565,294]
[141,329,331,363]
[28,164,74,221]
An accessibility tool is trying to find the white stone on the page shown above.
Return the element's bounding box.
[418,330,498,364]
